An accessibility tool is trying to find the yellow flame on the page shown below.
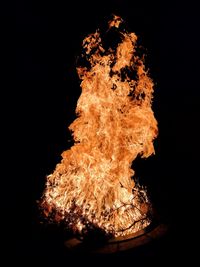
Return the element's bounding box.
[41,15,158,238]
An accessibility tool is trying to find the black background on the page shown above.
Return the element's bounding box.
[13,0,199,265]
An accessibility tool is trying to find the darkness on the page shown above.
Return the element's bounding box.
[12,0,199,265]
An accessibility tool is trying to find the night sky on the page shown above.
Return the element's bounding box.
[13,0,199,265]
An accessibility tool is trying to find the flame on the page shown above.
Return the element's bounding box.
[41,15,158,239]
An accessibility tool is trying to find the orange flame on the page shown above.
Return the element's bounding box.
[41,15,158,239]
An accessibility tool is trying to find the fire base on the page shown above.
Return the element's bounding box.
[64,221,168,254]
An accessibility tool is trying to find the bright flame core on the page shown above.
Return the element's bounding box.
[41,16,158,239]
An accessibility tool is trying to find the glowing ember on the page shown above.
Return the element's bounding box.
[40,15,158,239]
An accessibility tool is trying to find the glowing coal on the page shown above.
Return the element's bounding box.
[40,15,158,239]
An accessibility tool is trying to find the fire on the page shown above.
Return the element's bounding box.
[40,15,158,239]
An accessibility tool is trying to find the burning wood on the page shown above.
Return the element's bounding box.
[40,15,158,240]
